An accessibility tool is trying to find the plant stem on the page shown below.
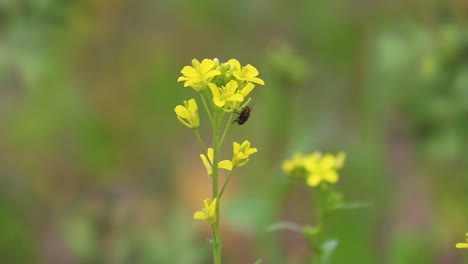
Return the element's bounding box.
[212,111,222,264]
[219,113,234,148]
[218,170,234,199]
[201,92,213,122]
[194,128,207,155]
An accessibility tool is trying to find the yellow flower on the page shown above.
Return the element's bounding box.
[177,58,221,91]
[208,80,244,110]
[231,140,258,168]
[228,59,265,85]
[193,198,217,224]
[304,152,346,187]
[456,233,468,249]
[174,99,199,128]
[200,148,233,176]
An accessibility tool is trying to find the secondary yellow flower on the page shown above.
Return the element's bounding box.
[193,198,217,224]
[456,233,468,249]
[200,148,233,176]
[305,152,346,187]
[177,58,221,91]
[231,140,258,168]
[174,99,199,128]
[208,80,244,110]
[228,59,265,85]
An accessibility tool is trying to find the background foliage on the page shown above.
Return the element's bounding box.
[0,0,467,263]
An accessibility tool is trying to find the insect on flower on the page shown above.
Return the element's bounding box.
[234,105,252,125]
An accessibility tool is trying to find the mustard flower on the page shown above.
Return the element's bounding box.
[200,148,233,176]
[174,98,199,128]
[177,58,221,91]
[228,59,265,85]
[305,152,346,187]
[456,233,468,249]
[231,140,258,168]
[208,80,244,110]
[193,198,217,224]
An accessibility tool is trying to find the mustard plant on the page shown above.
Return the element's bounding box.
[270,151,369,263]
[175,58,264,264]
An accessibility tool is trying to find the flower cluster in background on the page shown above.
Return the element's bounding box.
[282,152,346,187]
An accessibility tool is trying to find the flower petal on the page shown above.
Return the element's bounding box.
[456,243,468,248]
[307,174,321,186]
[227,94,244,102]
[193,211,206,220]
[228,59,241,71]
[175,105,190,119]
[180,66,197,77]
[324,171,338,183]
[218,160,233,171]
[240,83,255,97]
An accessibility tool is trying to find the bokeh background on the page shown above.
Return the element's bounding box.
[1,0,467,263]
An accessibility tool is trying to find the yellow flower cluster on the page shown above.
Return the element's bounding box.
[176,58,264,113]
[195,141,257,224]
[456,233,468,249]
[282,152,346,187]
[175,58,262,226]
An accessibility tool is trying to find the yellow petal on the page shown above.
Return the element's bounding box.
[193,211,206,220]
[321,155,337,169]
[233,142,240,154]
[248,77,265,85]
[200,154,212,175]
[225,80,238,93]
[174,105,190,119]
[228,59,241,71]
[456,243,468,248]
[246,147,258,156]
[187,99,198,111]
[180,66,197,77]
[307,174,321,187]
[240,83,255,97]
[207,148,214,163]
[324,171,338,183]
[204,70,221,79]
[177,76,188,82]
[244,64,259,76]
[208,83,220,97]
[200,59,215,71]
[218,160,233,171]
[227,94,244,102]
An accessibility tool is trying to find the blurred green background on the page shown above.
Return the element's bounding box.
[1,0,467,263]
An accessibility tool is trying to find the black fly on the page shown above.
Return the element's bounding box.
[234,106,252,125]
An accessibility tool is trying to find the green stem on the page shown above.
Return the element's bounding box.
[194,128,207,155]
[218,169,234,199]
[212,111,222,264]
[219,113,234,148]
[201,93,213,122]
